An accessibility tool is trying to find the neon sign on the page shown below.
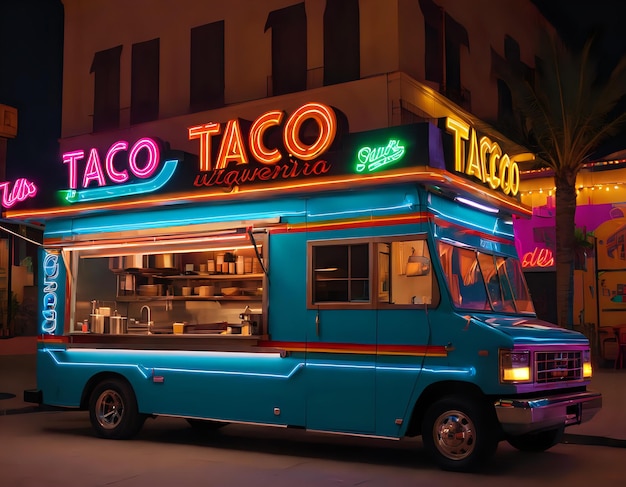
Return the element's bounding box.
[0,178,37,208]
[41,251,60,334]
[189,102,336,171]
[194,160,331,191]
[356,139,405,173]
[444,117,524,197]
[60,137,177,203]
[522,247,554,268]
[189,102,337,190]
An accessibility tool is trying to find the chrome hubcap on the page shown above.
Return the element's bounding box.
[95,389,124,430]
[433,409,476,460]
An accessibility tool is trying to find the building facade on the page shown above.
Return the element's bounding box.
[3,0,557,337]
[59,0,549,151]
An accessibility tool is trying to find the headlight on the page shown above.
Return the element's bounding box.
[583,350,593,378]
[500,350,531,383]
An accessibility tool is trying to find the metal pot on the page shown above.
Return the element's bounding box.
[123,254,145,269]
[109,316,127,334]
[90,314,104,334]
[151,253,178,269]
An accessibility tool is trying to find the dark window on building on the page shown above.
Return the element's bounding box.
[493,35,533,130]
[497,78,514,128]
[312,243,369,303]
[130,38,159,125]
[323,0,360,86]
[444,14,469,97]
[190,21,225,112]
[420,0,443,83]
[504,35,520,65]
[265,3,307,96]
[90,45,122,132]
[419,0,470,108]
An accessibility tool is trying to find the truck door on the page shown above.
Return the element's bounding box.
[305,241,377,434]
[373,240,435,437]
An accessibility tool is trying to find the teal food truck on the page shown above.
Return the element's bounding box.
[12,102,600,471]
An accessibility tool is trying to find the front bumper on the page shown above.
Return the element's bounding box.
[494,390,602,435]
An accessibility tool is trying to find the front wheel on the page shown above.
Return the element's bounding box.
[422,395,499,472]
[507,427,564,452]
[88,378,146,439]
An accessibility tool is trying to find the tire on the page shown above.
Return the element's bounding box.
[88,378,146,439]
[422,395,499,472]
[507,426,564,452]
[186,418,228,432]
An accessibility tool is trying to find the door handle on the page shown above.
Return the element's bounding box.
[315,309,320,337]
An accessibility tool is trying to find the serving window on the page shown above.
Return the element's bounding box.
[59,230,267,336]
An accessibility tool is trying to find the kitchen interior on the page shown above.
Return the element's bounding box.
[71,240,266,337]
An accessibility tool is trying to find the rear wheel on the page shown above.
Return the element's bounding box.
[422,395,499,472]
[507,427,564,452]
[88,378,146,439]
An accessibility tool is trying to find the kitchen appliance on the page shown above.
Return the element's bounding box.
[109,315,127,334]
[116,273,136,296]
[238,306,262,335]
[89,300,105,333]
[90,314,104,333]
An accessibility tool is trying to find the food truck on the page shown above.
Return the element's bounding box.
[9,101,601,472]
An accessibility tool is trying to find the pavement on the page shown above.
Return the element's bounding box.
[1,336,625,445]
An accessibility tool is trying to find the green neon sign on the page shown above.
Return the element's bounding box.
[355,139,405,173]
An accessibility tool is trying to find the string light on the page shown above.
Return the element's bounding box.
[518,157,626,202]
[519,182,626,197]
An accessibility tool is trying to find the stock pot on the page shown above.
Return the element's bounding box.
[108,316,127,334]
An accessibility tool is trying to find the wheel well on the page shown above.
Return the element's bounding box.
[80,372,132,410]
[405,380,489,437]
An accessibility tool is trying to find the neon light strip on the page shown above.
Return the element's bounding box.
[66,348,283,359]
[455,196,499,213]
[61,159,178,203]
[7,167,531,220]
[258,340,448,357]
[45,349,301,380]
[272,214,431,235]
[434,216,513,245]
[60,233,249,252]
[46,214,283,239]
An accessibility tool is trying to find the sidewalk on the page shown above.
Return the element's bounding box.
[0,336,39,414]
[1,336,625,443]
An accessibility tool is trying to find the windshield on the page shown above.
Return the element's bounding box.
[437,241,535,314]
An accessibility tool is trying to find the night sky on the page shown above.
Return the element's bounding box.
[534,0,626,77]
[0,0,63,186]
[0,0,625,185]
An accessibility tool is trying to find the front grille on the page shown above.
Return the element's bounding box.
[535,351,582,383]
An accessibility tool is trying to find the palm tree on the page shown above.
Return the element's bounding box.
[498,35,626,327]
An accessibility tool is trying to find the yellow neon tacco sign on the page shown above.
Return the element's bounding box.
[445,117,523,197]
